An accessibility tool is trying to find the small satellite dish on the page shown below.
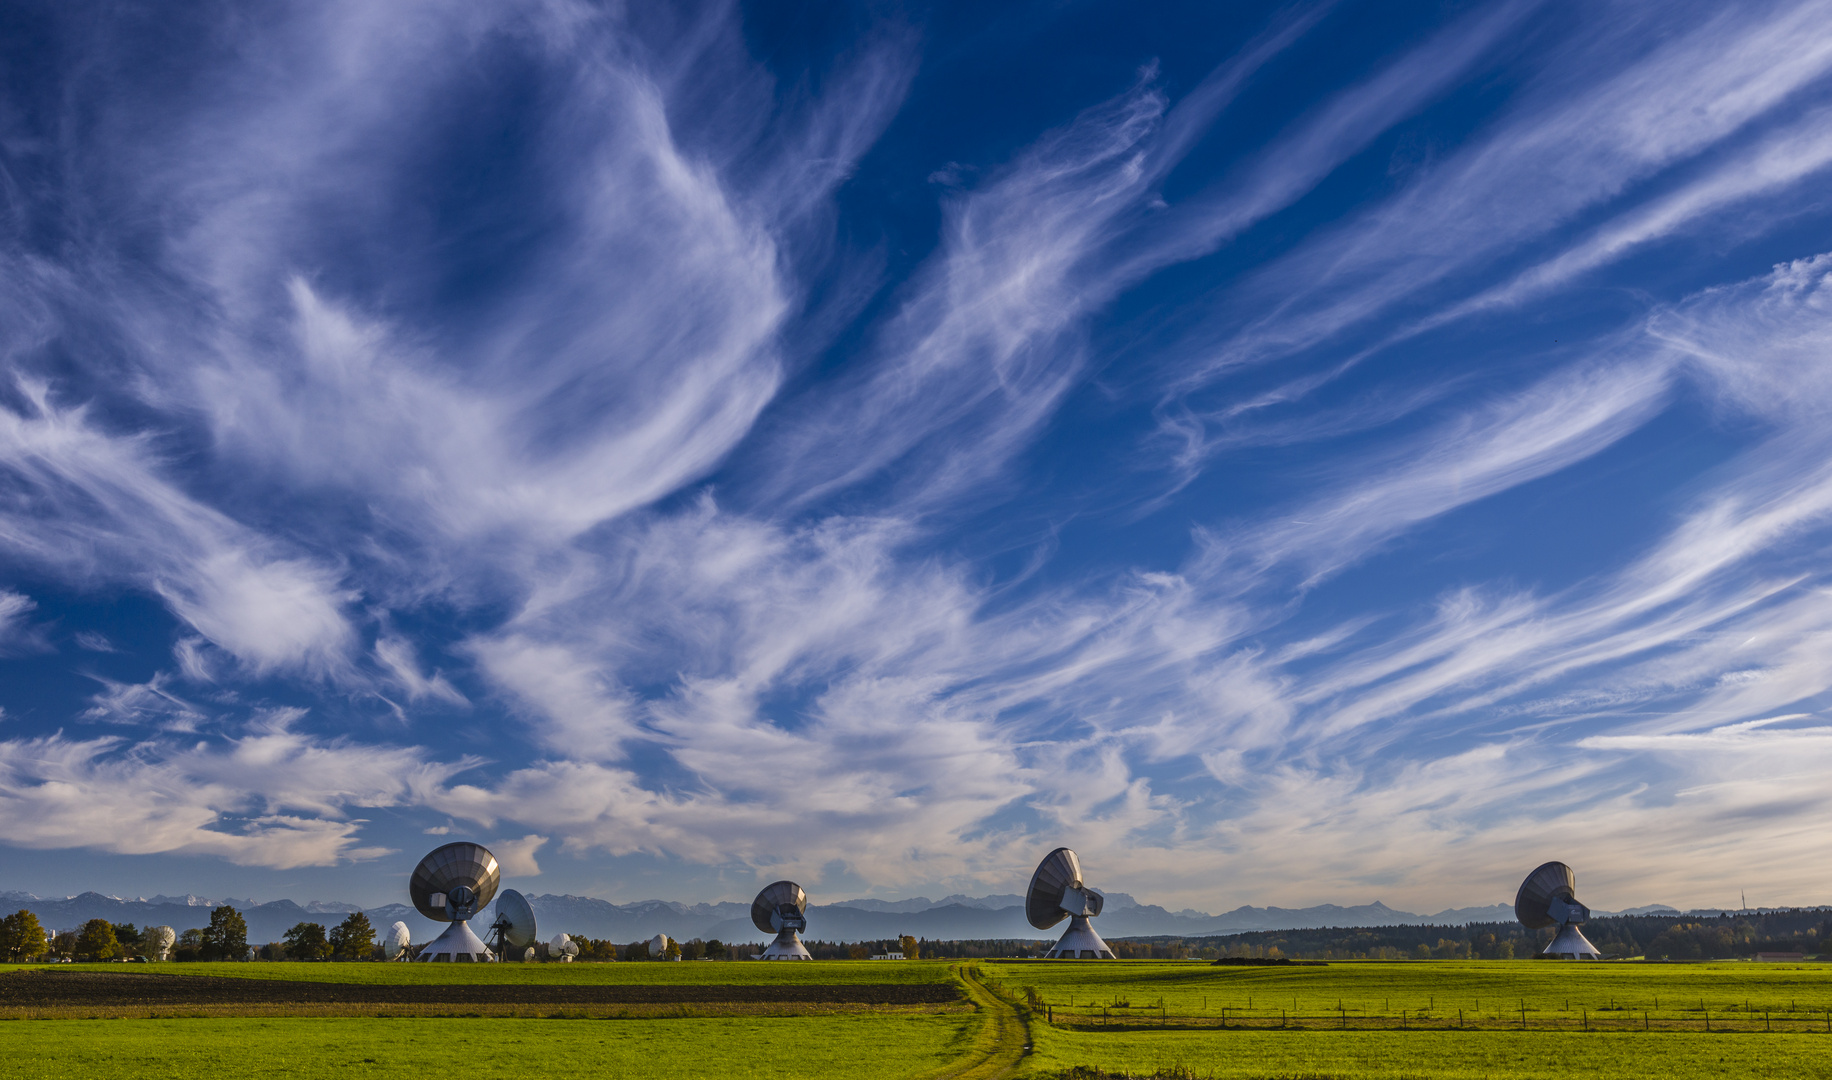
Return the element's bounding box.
[410,842,501,962]
[487,889,538,961]
[1026,847,1113,959]
[1515,861,1601,960]
[649,933,678,960]
[147,926,175,962]
[383,922,412,961]
[550,932,578,962]
[751,881,812,960]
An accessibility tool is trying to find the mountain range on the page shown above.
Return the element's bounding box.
[0,888,1709,947]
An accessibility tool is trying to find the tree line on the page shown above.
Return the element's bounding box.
[0,906,380,962]
[1113,908,1832,961]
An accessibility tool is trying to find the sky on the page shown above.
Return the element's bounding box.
[1,0,1831,913]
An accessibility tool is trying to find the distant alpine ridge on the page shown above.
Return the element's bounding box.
[0,888,1705,946]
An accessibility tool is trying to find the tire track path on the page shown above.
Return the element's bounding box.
[925,964,1032,1080]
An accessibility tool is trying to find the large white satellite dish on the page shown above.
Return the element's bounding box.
[410,842,501,962]
[1515,861,1602,960]
[1027,847,1113,959]
[487,889,538,961]
[751,881,812,960]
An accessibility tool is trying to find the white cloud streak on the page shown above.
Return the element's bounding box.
[5,0,1832,911]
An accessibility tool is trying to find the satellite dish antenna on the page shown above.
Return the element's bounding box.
[1026,847,1113,959]
[410,842,501,962]
[382,922,412,961]
[1515,861,1601,960]
[487,889,538,961]
[147,926,175,962]
[550,933,578,961]
[751,881,812,960]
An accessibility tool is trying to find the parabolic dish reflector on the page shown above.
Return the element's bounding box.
[492,889,538,952]
[751,881,809,934]
[1514,861,1578,929]
[1025,847,1083,930]
[410,842,501,922]
[384,921,412,960]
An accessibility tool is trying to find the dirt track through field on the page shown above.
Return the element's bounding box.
[919,965,1031,1080]
[0,971,958,1008]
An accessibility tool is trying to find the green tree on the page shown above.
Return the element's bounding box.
[74,919,120,961]
[283,922,331,961]
[0,910,48,962]
[899,935,920,960]
[173,928,203,962]
[113,923,143,951]
[141,926,176,961]
[703,938,725,961]
[329,912,376,961]
[201,905,249,961]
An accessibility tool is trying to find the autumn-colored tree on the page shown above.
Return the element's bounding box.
[0,910,48,962]
[283,922,332,961]
[899,935,920,960]
[74,919,120,961]
[329,912,376,961]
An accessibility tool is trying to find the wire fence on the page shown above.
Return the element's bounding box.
[1035,1000,1832,1034]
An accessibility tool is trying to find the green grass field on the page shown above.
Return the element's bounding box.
[0,958,953,986]
[988,960,1832,1078]
[0,1014,970,1080]
[1021,1028,1829,1079]
[8,960,1832,1078]
[986,959,1832,1030]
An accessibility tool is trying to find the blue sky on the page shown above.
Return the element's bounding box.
[2,0,1831,912]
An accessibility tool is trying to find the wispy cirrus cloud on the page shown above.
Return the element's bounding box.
[5,0,1832,913]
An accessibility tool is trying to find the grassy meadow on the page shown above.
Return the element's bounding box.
[6,959,1832,1078]
[985,958,1832,1028]
[0,1014,972,1080]
[986,959,1832,1078]
[0,958,953,986]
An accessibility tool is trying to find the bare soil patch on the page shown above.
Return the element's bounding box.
[0,970,959,1011]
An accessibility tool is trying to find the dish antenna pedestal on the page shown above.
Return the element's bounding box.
[752,881,812,960]
[410,842,502,962]
[1026,847,1114,959]
[1515,861,1601,960]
